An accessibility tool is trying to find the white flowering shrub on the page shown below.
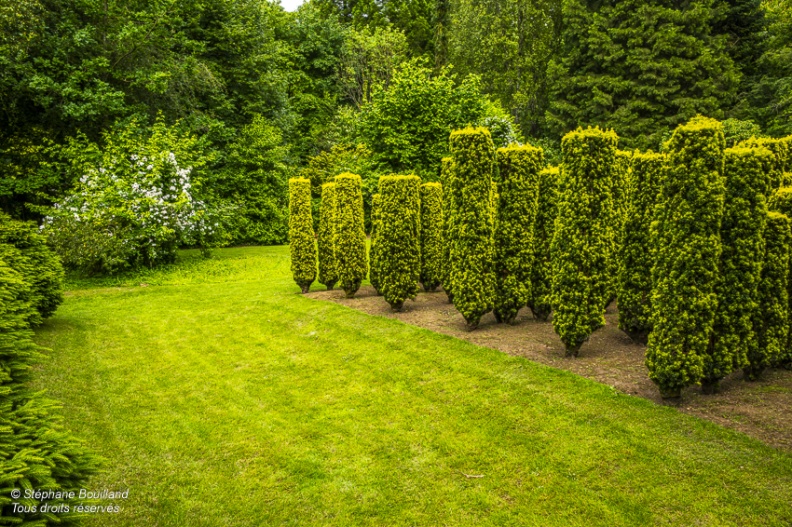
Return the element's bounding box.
[44,119,227,275]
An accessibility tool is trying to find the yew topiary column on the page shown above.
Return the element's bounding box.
[448,127,496,329]
[703,146,773,392]
[528,166,559,321]
[493,145,542,324]
[749,212,791,380]
[288,177,317,293]
[617,152,665,343]
[317,182,338,290]
[441,157,457,303]
[769,186,792,369]
[378,175,422,310]
[551,127,617,356]
[369,193,383,295]
[646,117,726,399]
[334,172,368,298]
[420,182,444,292]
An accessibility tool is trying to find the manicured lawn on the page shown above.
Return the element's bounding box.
[34,246,792,526]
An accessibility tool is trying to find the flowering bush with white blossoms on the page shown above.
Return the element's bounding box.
[44,121,226,274]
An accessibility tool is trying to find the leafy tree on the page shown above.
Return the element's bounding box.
[339,27,409,108]
[751,0,792,136]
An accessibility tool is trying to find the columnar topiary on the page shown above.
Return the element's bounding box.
[769,186,792,368]
[493,145,543,324]
[288,178,317,293]
[703,146,773,393]
[378,175,422,310]
[335,172,368,298]
[317,182,338,290]
[441,157,457,303]
[737,136,790,189]
[528,166,559,321]
[420,183,444,292]
[369,193,383,295]
[748,212,790,380]
[617,152,665,343]
[448,127,496,329]
[551,127,617,356]
[646,117,726,399]
[608,150,632,304]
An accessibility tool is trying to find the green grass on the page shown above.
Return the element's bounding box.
[34,246,792,526]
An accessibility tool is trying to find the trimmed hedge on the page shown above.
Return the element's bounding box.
[288,178,317,293]
[704,146,773,392]
[737,136,791,188]
[441,157,457,303]
[317,182,338,290]
[749,212,790,380]
[617,152,665,343]
[769,186,792,368]
[493,145,543,324]
[551,127,617,356]
[0,213,64,325]
[528,166,559,321]
[646,117,726,399]
[448,127,496,329]
[420,183,444,292]
[335,172,368,298]
[378,175,422,310]
[369,193,383,295]
[608,150,632,304]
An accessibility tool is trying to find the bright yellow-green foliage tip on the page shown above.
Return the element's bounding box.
[288,178,317,293]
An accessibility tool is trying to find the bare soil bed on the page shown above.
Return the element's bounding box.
[310,285,792,452]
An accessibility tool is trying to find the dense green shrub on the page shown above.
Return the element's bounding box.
[608,150,632,304]
[335,173,368,298]
[737,136,791,188]
[0,213,64,324]
[769,186,792,368]
[528,166,559,321]
[317,183,338,290]
[369,193,383,295]
[448,127,496,328]
[646,117,726,398]
[551,127,617,356]
[493,145,543,324]
[288,178,317,293]
[440,157,457,303]
[749,212,790,380]
[704,147,773,392]
[617,152,665,343]
[420,183,444,292]
[378,175,422,310]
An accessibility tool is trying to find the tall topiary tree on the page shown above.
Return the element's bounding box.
[737,136,791,189]
[369,193,383,295]
[420,183,444,292]
[646,117,726,399]
[317,182,338,290]
[703,146,773,392]
[493,145,543,324]
[288,178,317,293]
[749,212,790,380]
[529,166,559,321]
[551,127,617,356]
[617,152,665,343]
[448,127,496,329]
[769,186,792,369]
[441,157,457,303]
[335,172,368,298]
[378,175,422,310]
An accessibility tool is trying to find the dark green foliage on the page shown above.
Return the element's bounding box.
[547,0,740,150]
[288,178,317,293]
[493,145,543,324]
[748,212,790,380]
[448,127,496,328]
[646,117,726,398]
[529,166,559,321]
[617,152,665,343]
[318,183,338,290]
[440,157,457,303]
[704,146,773,392]
[378,176,422,310]
[369,193,383,295]
[769,185,792,368]
[0,213,64,324]
[335,173,368,298]
[420,183,444,292]
[551,127,617,356]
